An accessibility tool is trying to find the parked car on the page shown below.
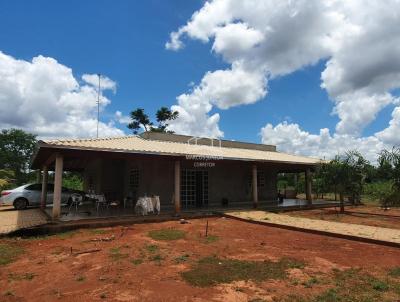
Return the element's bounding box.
[0,183,83,210]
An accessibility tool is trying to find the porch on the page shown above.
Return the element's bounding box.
[31,134,319,222]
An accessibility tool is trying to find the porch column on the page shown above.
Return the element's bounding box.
[52,154,64,219]
[36,170,41,183]
[40,166,48,210]
[252,164,258,208]
[305,168,312,205]
[174,160,181,214]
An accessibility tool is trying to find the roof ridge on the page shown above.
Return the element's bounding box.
[44,134,137,144]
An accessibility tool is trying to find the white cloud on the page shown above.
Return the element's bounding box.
[168,63,266,137]
[260,122,386,163]
[82,73,117,93]
[114,110,131,125]
[0,51,124,139]
[376,106,400,147]
[167,0,400,160]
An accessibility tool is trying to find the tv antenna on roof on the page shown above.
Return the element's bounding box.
[96,73,101,138]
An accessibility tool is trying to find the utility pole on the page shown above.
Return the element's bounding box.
[96,73,101,138]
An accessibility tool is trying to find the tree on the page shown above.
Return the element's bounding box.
[155,107,179,133]
[128,108,153,134]
[0,129,37,185]
[127,107,179,134]
[317,151,368,212]
[376,148,400,207]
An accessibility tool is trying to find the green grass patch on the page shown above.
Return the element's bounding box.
[389,267,400,278]
[203,235,219,244]
[302,276,319,288]
[131,258,143,265]
[181,256,305,287]
[89,229,109,235]
[0,243,24,266]
[148,229,186,241]
[109,247,129,261]
[55,230,78,240]
[312,268,395,302]
[145,244,159,253]
[175,254,190,264]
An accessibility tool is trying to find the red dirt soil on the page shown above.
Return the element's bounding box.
[286,205,400,230]
[1,217,400,302]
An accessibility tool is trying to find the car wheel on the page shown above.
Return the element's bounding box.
[14,198,28,210]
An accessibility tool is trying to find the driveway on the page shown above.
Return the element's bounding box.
[0,206,48,234]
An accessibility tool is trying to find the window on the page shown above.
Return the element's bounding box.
[25,184,41,191]
[128,168,139,198]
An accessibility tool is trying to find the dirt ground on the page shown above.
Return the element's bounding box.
[286,205,400,230]
[1,217,400,302]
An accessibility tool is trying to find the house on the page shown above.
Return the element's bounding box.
[31,132,320,219]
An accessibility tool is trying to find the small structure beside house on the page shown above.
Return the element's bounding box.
[31,132,320,219]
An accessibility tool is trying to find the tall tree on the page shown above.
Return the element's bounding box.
[127,108,153,134]
[155,107,179,133]
[0,129,37,185]
[127,107,179,134]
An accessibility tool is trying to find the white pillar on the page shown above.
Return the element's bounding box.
[174,160,181,214]
[252,164,258,208]
[40,166,48,210]
[305,168,312,205]
[52,154,63,219]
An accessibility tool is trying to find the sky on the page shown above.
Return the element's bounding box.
[0,0,400,162]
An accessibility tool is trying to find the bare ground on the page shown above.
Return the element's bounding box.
[0,217,399,302]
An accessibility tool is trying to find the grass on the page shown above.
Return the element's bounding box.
[76,275,86,282]
[131,259,143,265]
[203,235,219,244]
[145,244,159,253]
[312,268,395,302]
[109,247,129,261]
[389,267,400,278]
[150,254,164,262]
[302,276,319,288]
[8,272,35,281]
[175,254,190,263]
[55,230,78,240]
[148,229,186,241]
[0,243,24,266]
[89,229,109,235]
[181,256,305,287]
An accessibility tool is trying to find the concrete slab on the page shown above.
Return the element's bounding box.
[225,210,400,247]
[0,208,48,235]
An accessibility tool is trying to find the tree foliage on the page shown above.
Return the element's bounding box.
[314,151,369,211]
[128,107,179,134]
[0,129,37,185]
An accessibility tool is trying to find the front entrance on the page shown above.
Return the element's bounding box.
[181,169,209,208]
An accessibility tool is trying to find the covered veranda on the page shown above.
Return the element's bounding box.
[31,135,319,222]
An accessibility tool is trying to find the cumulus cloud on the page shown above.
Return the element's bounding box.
[168,63,266,137]
[82,73,117,93]
[167,0,400,160]
[0,51,124,139]
[260,122,386,163]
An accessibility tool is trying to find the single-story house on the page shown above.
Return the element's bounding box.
[31,132,320,219]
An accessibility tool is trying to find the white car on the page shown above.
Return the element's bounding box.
[0,183,81,210]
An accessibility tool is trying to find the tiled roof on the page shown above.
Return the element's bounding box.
[41,135,320,165]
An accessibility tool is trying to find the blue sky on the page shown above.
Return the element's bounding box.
[1,0,399,160]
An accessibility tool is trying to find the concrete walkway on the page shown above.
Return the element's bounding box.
[225,210,400,246]
[0,207,48,235]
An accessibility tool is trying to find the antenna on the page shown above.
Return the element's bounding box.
[96,73,101,138]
